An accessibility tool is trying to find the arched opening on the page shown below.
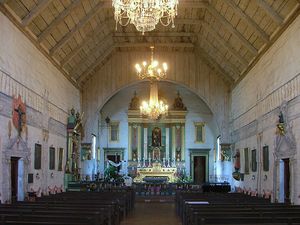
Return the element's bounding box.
[82,81,232,186]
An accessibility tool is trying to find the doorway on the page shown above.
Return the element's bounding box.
[283,158,290,204]
[11,157,20,202]
[193,156,206,184]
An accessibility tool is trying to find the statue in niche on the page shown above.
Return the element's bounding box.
[152,127,161,147]
[173,91,187,110]
[129,91,140,110]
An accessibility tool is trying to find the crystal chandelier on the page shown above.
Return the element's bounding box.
[140,82,168,120]
[136,46,168,120]
[135,46,168,81]
[112,0,179,34]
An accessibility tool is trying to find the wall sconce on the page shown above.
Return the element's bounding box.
[263,174,268,181]
[35,173,40,180]
[251,175,255,180]
[50,172,54,178]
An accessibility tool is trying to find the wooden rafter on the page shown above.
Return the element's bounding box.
[115,42,194,48]
[49,1,104,56]
[68,34,113,75]
[37,0,82,43]
[113,32,195,37]
[206,5,258,55]
[77,45,115,84]
[100,0,207,9]
[224,0,269,42]
[200,37,240,78]
[201,21,248,67]
[194,45,234,85]
[21,0,52,27]
[60,19,114,67]
[255,0,283,25]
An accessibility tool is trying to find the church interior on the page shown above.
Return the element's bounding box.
[1,0,300,224]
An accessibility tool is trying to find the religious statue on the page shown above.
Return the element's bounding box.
[152,127,161,147]
[67,108,76,130]
[128,91,140,110]
[277,111,285,135]
[12,95,26,137]
[173,91,187,110]
[74,111,84,139]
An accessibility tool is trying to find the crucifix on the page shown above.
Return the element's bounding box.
[15,105,25,136]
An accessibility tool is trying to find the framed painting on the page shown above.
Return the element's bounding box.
[34,143,42,170]
[58,148,63,171]
[263,146,269,171]
[49,147,55,170]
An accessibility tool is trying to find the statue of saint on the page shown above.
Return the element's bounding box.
[67,108,76,130]
[152,127,161,147]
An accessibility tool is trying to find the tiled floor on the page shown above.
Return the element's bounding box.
[121,202,182,225]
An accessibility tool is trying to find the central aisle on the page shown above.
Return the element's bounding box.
[121,202,182,225]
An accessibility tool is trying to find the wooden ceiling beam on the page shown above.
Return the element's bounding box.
[255,0,283,25]
[195,45,234,85]
[101,0,207,8]
[113,32,195,37]
[200,38,240,78]
[68,34,113,75]
[60,20,114,67]
[37,0,82,43]
[49,1,104,56]
[206,5,258,56]
[200,21,248,67]
[77,45,115,84]
[115,42,194,48]
[21,0,52,26]
[224,0,269,42]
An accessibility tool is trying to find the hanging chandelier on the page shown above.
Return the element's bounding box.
[140,82,168,120]
[112,0,179,34]
[136,46,168,119]
[135,46,168,81]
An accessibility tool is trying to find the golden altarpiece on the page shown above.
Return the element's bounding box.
[127,92,187,183]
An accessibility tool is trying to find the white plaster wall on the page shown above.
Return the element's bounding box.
[0,12,80,202]
[231,15,300,203]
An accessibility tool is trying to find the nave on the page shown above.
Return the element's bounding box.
[0,185,300,225]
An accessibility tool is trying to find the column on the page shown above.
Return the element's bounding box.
[172,126,176,161]
[181,125,185,161]
[144,127,148,160]
[166,127,170,160]
[128,124,132,160]
[138,125,142,160]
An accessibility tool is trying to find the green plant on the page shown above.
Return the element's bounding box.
[176,170,192,183]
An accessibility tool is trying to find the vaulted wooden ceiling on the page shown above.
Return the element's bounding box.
[1,0,299,88]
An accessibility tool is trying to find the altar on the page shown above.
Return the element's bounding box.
[134,162,177,183]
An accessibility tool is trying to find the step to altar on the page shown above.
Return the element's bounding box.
[136,195,175,203]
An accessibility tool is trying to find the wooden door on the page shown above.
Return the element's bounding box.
[11,157,19,202]
[283,158,290,204]
[194,156,206,184]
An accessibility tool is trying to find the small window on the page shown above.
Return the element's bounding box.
[58,148,63,171]
[34,144,42,170]
[49,147,55,170]
[263,146,269,171]
[194,122,205,143]
[110,121,119,142]
[251,149,257,172]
